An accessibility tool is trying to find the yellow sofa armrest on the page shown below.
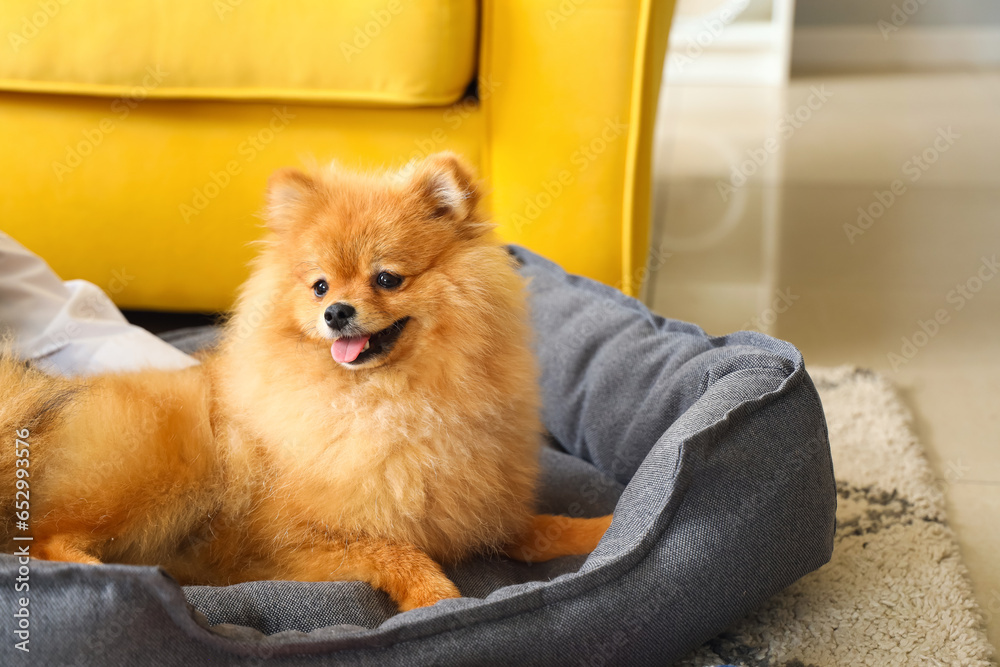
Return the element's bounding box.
[482,0,674,296]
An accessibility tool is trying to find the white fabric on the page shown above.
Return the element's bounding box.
[0,231,198,376]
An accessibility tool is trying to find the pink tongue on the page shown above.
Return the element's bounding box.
[331,336,370,363]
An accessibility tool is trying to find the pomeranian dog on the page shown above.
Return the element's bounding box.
[1,153,611,611]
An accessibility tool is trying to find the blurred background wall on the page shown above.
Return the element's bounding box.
[796,0,1000,27]
[652,1,1000,649]
[792,0,1000,72]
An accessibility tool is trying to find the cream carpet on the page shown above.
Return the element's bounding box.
[676,367,996,667]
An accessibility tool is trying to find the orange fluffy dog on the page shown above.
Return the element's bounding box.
[0,153,611,611]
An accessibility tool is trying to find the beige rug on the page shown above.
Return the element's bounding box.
[677,367,996,667]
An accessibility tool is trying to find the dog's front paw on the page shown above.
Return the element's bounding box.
[398,575,461,612]
[35,534,103,565]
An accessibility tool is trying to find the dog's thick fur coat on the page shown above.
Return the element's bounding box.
[0,154,611,611]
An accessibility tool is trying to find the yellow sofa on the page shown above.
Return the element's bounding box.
[1,0,674,311]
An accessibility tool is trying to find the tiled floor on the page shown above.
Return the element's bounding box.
[648,72,1000,648]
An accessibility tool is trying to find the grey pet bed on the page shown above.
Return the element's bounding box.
[0,247,835,666]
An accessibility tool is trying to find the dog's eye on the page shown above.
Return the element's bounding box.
[313,279,329,297]
[375,272,402,289]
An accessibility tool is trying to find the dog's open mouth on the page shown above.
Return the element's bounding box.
[331,317,410,365]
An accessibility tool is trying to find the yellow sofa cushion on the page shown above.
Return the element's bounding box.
[1,0,477,106]
[0,93,486,312]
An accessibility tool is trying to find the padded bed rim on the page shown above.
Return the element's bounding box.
[94,356,814,658]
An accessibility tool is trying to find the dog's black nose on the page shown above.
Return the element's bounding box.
[325,302,356,330]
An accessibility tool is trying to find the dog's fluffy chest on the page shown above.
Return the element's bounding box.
[270,390,500,544]
[220,344,539,561]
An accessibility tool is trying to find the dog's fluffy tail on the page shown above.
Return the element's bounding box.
[0,348,79,539]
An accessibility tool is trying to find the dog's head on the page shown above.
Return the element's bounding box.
[263,152,493,370]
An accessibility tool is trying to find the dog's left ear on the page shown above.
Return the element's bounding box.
[265,167,315,233]
[405,152,487,236]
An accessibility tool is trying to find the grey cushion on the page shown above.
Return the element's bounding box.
[0,246,835,666]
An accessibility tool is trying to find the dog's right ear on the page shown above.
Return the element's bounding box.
[266,168,315,233]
